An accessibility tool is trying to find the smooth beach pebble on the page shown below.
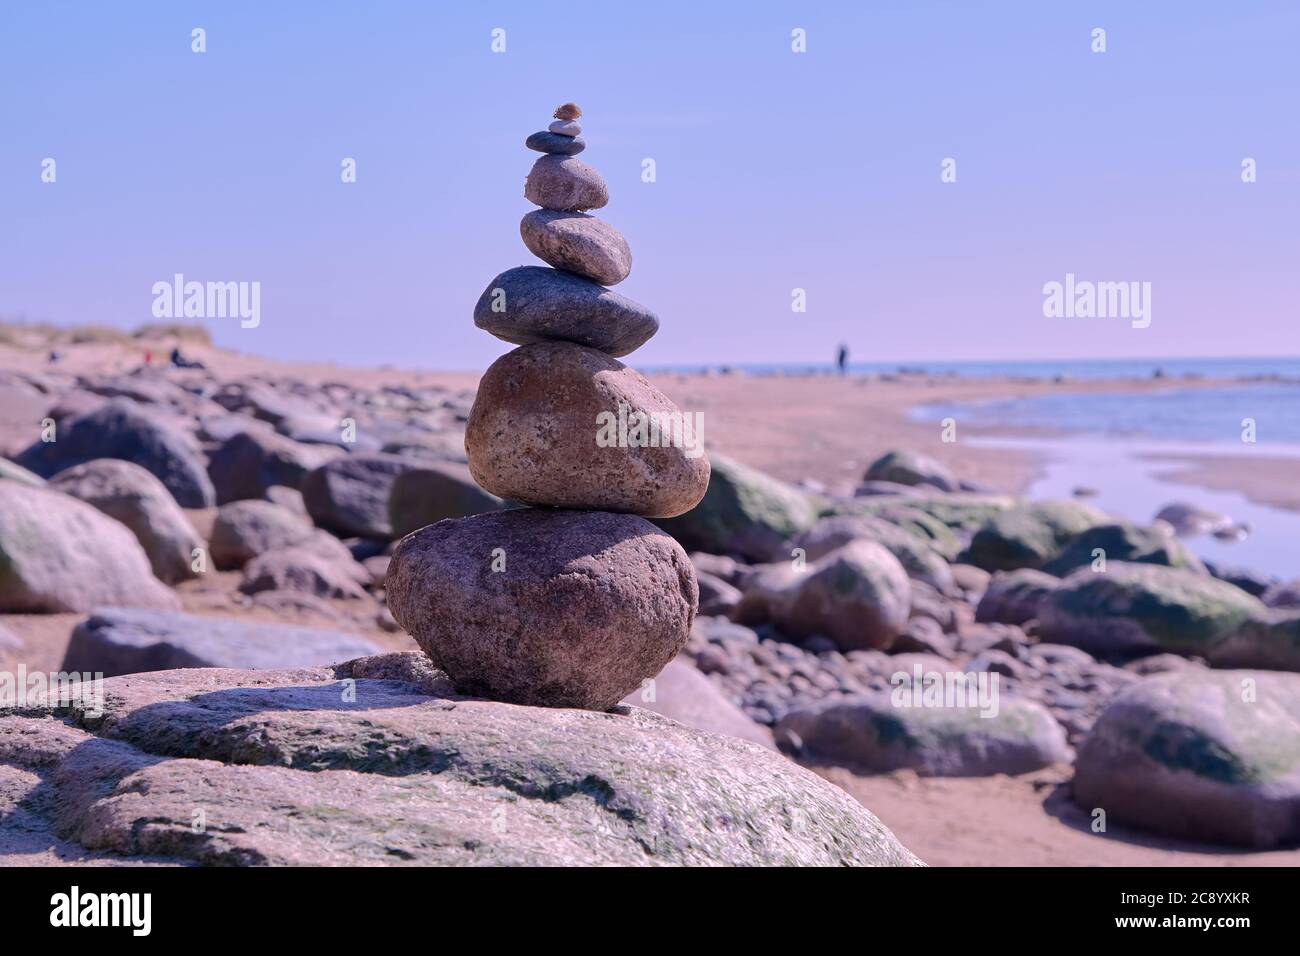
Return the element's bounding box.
[386,507,698,710]
[524,154,608,211]
[549,119,582,136]
[474,265,657,356]
[465,341,710,517]
[520,209,631,285]
[525,131,586,156]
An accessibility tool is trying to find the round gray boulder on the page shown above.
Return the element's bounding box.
[0,481,180,613]
[209,499,319,569]
[736,540,911,651]
[302,453,416,539]
[48,458,203,584]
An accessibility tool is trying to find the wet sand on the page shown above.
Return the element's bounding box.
[1146,452,1300,514]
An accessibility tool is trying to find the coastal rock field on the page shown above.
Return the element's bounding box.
[2,108,1298,864]
[3,336,1300,863]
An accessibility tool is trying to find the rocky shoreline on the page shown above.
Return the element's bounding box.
[3,121,1300,862]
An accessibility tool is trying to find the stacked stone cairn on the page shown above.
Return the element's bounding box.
[388,104,711,710]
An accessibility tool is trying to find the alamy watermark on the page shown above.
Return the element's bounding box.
[151,273,260,328]
[1042,272,1151,329]
[890,664,1000,718]
[596,402,705,459]
[1,666,104,718]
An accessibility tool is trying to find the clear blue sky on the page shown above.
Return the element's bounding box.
[2,1,1297,369]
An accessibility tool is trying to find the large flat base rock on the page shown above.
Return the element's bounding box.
[1,653,921,866]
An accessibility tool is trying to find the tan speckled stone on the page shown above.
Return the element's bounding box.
[465,342,709,517]
[520,210,631,285]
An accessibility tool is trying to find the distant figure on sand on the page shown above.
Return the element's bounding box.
[170,347,206,370]
[836,343,848,375]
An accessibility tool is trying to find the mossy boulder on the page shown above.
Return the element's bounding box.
[1036,562,1264,657]
[862,449,957,491]
[778,692,1070,776]
[1209,611,1300,672]
[786,514,954,592]
[831,499,963,559]
[654,453,818,561]
[1073,669,1300,847]
[1042,521,1206,577]
[896,493,1019,534]
[965,500,1109,571]
[975,568,1061,625]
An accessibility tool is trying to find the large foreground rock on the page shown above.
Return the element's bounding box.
[1037,562,1264,657]
[465,342,709,518]
[16,398,215,507]
[63,608,381,677]
[0,654,923,865]
[655,453,819,561]
[737,541,911,651]
[778,691,1070,776]
[48,458,203,584]
[388,509,698,710]
[1073,669,1300,848]
[0,482,179,613]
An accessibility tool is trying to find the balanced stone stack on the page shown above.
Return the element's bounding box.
[388,104,710,711]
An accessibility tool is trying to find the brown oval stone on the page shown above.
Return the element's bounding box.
[520,210,631,285]
[387,508,698,710]
[523,154,608,211]
[465,342,710,518]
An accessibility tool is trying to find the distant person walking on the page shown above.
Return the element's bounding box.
[836,343,849,376]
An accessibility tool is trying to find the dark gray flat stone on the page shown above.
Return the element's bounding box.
[63,607,381,677]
